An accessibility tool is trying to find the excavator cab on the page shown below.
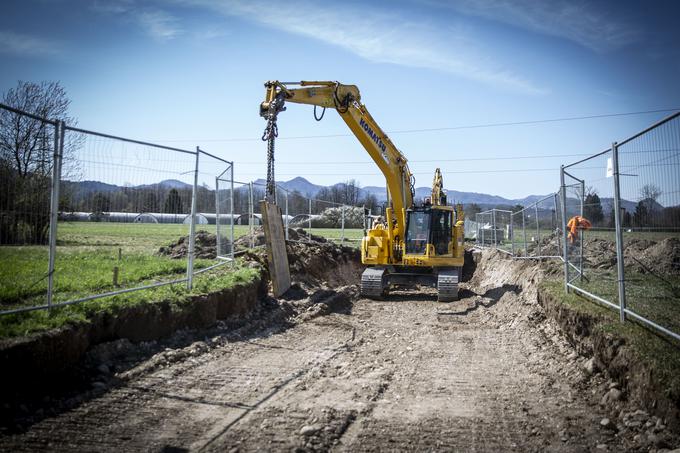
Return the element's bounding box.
[405,208,453,256]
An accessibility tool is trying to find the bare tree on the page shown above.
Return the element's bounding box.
[0,81,80,178]
[639,184,661,202]
[0,81,81,244]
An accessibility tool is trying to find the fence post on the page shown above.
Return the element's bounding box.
[341,205,345,242]
[285,191,289,241]
[47,120,64,308]
[579,180,585,280]
[510,211,514,256]
[230,162,235,265]
[187,148,200,290]
[612,142,627,322]
[215,177,221,257]
[554,193,561,254]
[535,204,541,257]
[560,166,569,293]
[308,198,312,237]
[522,208,527,257]
[249,182,254,249]
[492,209,497,247]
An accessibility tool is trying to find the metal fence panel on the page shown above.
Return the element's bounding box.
[562,150,619,306]
[55,126,197,304]
[0,108,58,312]
[616,114,680,338]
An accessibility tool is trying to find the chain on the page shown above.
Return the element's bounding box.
[262,116,278,202]
[262,95,284,203]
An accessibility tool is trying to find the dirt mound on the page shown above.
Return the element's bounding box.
[633,237,680,276]
[158,230,220,259]
[233,227,329,251]
[581,236,680,276]
[237,228,361,288]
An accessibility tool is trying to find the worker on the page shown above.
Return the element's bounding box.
[567,215,592,243]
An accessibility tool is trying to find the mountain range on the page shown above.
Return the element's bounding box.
[254,177,551,207]
[68,176,650,212]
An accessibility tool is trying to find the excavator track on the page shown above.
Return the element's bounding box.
[437,267,461,302]
[361,267,386,299]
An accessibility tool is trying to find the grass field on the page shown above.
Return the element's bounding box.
[0,222,363,311]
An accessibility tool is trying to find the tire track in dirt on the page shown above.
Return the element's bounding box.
[4,249,668,452]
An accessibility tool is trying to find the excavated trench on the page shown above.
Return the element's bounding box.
[1,237,678,452]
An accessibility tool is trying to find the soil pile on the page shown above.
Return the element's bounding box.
[238,227,362,287]
[633,237,680,276]
[582,236,680,276]
[158,230,222,259]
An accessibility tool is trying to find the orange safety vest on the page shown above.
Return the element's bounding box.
[566,215,592,243]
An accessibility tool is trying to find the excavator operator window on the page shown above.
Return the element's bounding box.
[405,210,430,255]
[430,209,452,255]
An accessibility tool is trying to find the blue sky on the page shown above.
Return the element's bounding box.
[1,0,679,199]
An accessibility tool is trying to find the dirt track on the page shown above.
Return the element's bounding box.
[1,251,676,452]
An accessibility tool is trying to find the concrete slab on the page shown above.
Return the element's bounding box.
[260,200,291,297]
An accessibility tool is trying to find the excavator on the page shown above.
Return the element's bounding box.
[260,81,465,301]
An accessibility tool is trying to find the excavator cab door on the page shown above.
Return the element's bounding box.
[405,209,430,254]
[430,209,452,256]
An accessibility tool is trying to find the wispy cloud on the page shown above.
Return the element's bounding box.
[0,30,62,57]
[136,10,182,41]
[177,0,547,95]
[432,0,641,52]
[91,1,183,42]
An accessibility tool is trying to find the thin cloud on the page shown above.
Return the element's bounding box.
[178,0,547,95]
[136,10,183,41]
[91,1,183,42]
[0,30,62,57]
[433,0,641,52]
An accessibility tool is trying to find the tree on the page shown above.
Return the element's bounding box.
[92,192,111,214]
[511,204,524,213]
[465,203,482,220]
[141,191,159,213]
[0,81,80,244]
[640,184,661,202]
[361,193,379,212]
[633,201,648,227]
[584,192,604,225]
[163,188,184,213]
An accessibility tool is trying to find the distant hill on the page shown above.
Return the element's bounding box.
[64,176,654,212]
[136,179,192,190]
[364,184,549,207]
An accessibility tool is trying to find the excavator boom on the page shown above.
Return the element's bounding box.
[261,81,414,243]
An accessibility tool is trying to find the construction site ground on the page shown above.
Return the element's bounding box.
[1,241,678,452]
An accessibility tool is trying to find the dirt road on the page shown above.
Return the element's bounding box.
[0,252,671,452]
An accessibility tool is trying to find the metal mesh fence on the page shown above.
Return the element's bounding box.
[562,150,619,306]
[53,126,198,307]
[508,194,563,259]
[561,112,680,341]
[0,108,58,311]
[616,114,680,337]
[0,103,242,315]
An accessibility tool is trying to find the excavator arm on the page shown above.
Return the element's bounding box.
[260,81,414,248]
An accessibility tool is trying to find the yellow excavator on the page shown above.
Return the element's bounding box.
[260,81,465,301]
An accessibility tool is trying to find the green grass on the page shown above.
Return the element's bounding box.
[569,267,680,336]
[0,221,362,338]
[0,222,362,311]
[0,261,260,339]
[304,227,364,242]
[541,279,680,397]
